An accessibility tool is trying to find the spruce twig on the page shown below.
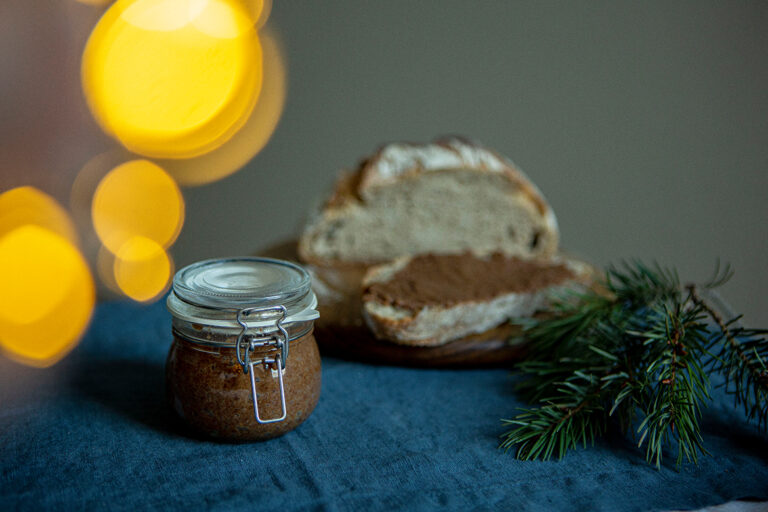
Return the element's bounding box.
[501,261,768,469]
[688,285,768,428]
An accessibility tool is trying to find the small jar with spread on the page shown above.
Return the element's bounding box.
[166,257,321,441]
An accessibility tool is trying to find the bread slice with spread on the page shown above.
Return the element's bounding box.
[361,252,592,346]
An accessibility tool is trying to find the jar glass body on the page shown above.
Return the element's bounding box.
[166,316,321,441]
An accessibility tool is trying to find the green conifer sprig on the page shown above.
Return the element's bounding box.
[501,261,768,469]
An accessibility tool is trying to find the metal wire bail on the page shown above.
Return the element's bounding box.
[235,305,290,424]
[248,355,287,424]
[235,305,288,372]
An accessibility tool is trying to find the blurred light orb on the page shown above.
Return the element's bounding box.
[92,159,184,254]
[235,0,270,29]
[96,244,122,295]
[82,0,263,158]
[70,149,132,229]
[160,29,286,186]
[0,226,95,367]
[254,0,271,28]
[0,186,79,245]
[76,0,114,6]
[113,236,173,302]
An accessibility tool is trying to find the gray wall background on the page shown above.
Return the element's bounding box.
[172,1,768,326]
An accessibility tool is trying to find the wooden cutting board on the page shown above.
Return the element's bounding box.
[313,323,526,368]
[258,240,526,368]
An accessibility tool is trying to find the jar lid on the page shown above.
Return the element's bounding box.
[173,257,311,309]
[167,257,318,329]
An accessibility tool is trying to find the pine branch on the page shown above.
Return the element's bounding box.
[688,285,768,427]
[636,302,711,468]
[503,332,641,461]
[501,260,768,469]
[500,368,611,461]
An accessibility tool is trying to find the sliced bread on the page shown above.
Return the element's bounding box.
[362,252,592,346]
[298,136,559,265]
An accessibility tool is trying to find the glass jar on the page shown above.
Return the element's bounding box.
[166,257,321,441]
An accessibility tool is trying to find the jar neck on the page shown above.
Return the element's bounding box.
[172,316,314,348]
[167,290,318,330]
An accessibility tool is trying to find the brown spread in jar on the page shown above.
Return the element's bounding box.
[363,252,574,311]
[166,330,320,441]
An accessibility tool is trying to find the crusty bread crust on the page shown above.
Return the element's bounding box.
[297,136,559,265]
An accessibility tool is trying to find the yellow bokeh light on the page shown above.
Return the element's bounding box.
[82,0,263,158]
[77,0,114,5]
[0,225,95,367]
[188,0,255,38]
[0,187,79,245]
[92,159,184,254]
[70,149,131,230]
[219,0,270,29]
[96,244,122,295]
[121,0,198,31]
[113,236,173,302]
[253,0,271,28]
[159,29,286,186]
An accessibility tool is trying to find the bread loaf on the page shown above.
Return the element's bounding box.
[298,137,559,264]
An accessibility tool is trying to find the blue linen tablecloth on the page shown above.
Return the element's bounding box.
[1,300,767,511]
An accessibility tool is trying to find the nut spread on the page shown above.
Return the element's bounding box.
[166,330,320,441]
[363,252,574,311]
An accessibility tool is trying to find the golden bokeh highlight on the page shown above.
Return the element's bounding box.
[159,29,286,186]
[96,245,122,295]
[233,0,270,29]
[82,0,263,158]
[70,149,132,229]
[92,159,185,254]
[254,0,271,28]
[113,236,173,302]
[187,0,256,38]
[76,0,114,5]
[0,226,95,367]
[0,187,79,245]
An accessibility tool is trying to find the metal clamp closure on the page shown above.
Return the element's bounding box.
[235,305,289,424]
